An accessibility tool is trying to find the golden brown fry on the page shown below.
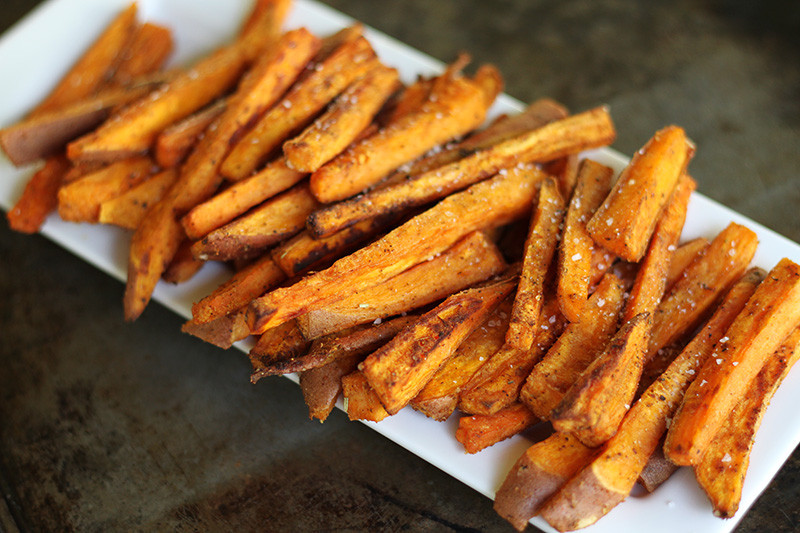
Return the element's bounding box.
[6,154,71,233]
[98,167,178,229]
[382,77,434,124]
[57,156,155,222]
[695,326,800,518]
[191,254,286,324]
[296,230,506,339]
[665,237,709,291]
[190,182,320,262]
[284,64,401,172]
[623,174,696,321]
[521,272,627,420]
[587,125,695,262]
[108,22,173,85]
[360,273,518,415]
[237,0,293,60]
[154,98,226,168]
[536,268,765,530]
[30,3,139,116]
[665,257,800,466]
[455,403,539,454]
[162,239,204,284]
[247,165,543,335]
[342,371,390,422]
[307,106,614,238]
[221,35,377,181]
[556,159,615,323]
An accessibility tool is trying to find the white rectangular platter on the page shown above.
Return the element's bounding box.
[1,1,799,532]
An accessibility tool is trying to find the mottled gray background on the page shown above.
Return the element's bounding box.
[1,1,798,532]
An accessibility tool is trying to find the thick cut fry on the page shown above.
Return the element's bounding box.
[257,315,416,377]
[57,156,155,222]
[68,43,248,161]
[536,268,764,530]
[181,309,250,350]
[30,3,139,116]
[249,320,310,383]
[308,62,500,202]
[521,273,627,420]
[506,177,565,351]
[296,231,506,339]
[237,0,294,61]
[1,83,161,166]
[493,432,597,532]
[180,157,306,241]
[665,257,800,466]
[556,159,615,322]
[284,64,401,172]
[665,237,709,291]
[108,22,173,85]
[342,371,390,422]
[307,106,614,238]
[162,239,204,284]
[382,77,433,124]
[623,174,696,321]
[191,182,319,262]
[647,222,758,360]
[300,353,363,422]
[695,326,800,518]
[191,254,286,324]
[411,297,513,421]
[457,297,563,416]
[360,273,518,415]
[98,167,178,229]
[221,36,377,181]
[550,312,652,448]
[154,98,226,168]
[455,403,539,454]
[6,155,71,233]
[587,125,695,262]
[247,165,543,334]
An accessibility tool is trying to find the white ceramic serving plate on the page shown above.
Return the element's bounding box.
[1,1,799,532]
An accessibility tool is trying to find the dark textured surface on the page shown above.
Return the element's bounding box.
[1,1,799,532]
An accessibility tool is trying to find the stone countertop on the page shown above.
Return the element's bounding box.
[1,1,798,531]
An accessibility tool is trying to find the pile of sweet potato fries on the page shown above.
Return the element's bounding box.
[3,1,799,531]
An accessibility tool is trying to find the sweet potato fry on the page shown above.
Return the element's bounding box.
[190,182,320,262]
[360,273,518,415]
[247,164,543,335]
[180,157,306,241]
[98,167,178,229]
[455,403,539,454]
[556,159,615,322]
[623,174,696,321]
[536,268,764,530]
[181,309,250,350]
[665,257,800,466]
[295,230,506,339]
[411,297,513,421]
[249,319,310,383]
[6,154,71,233]
[284,64,400,172]
[342,371,390,422]
[108,22,173,86]
[221,35,377,181]
[665,237,709,291]
[300,353,363,422]
[237,0,294,61]
[647,222,758,361]
[154,98,227,168]
[68,42,248,161]
[587,125,695,262]
[550,312,652,448]
[307,106,614,238]
[162,239,204,284]
[30,3,139,116]
[521,272,627,420]
[382,77,433,124]
[191,254,286,324]
[493,431,598,531]
[0,82,160,166]
[57,156,155,222]
[457,297,564,416]
[505,177,565,352]
[639,443,679,493]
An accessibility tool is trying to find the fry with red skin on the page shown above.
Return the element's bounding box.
[665,257,800,466]
[455,403,540,454]
[181,309,250,350]
[556,159,615,322]
[6,155,70,233]
[300,353,363,422]
[98,167,178,230]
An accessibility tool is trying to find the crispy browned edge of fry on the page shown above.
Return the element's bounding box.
[249,319,310,383]
[6,155,71,233]
[455,403,539,454]
[300,353,363,422]
[556,159,615,323]
[665,257,800,466]
[342,371,390,422]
